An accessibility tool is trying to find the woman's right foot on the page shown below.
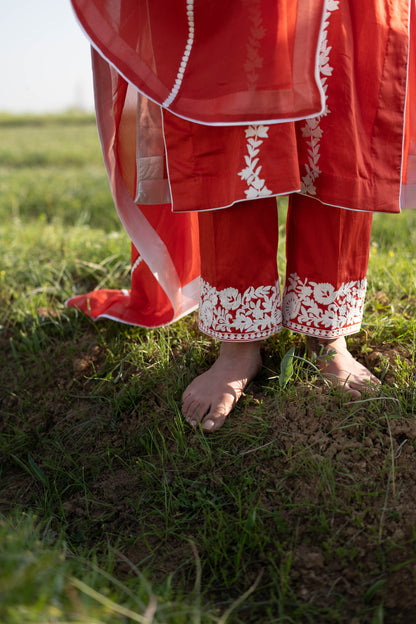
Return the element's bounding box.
[182,341,263,431]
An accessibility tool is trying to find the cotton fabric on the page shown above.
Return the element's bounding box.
[67,0,413,332]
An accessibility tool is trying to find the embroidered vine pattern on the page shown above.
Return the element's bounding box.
[282,272,367,336]
[242,0,266,90]
[238,125,273,199]
[199,278,282,340]
[301,0,339,195]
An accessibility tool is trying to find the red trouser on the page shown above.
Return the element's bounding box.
[197,194,373,342]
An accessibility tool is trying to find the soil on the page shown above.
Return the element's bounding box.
[1,319,416,623]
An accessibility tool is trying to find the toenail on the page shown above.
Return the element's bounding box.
[203,419,215,430]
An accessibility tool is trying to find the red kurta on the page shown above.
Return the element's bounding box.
[67,0,414,329]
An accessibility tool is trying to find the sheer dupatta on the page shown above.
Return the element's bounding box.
[66,51,201,327]
[70,0,326,125]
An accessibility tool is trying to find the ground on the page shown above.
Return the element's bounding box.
[1,313,416,622]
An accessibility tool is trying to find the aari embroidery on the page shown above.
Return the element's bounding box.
[282,272,366,337]
[199,278,282,341]
[301,0,339,195]
[238,125,273,199]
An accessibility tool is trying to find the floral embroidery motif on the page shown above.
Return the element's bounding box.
[238,125,273,199]
[300,0,339,195]
[199,278,282,341]
[282,272,367,338]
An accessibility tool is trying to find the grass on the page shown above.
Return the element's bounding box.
[1,113,416,623]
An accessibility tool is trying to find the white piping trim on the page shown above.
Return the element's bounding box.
[163,0,195,108]
[160,107,175,209]
[313,0,330,115]
[91,53,184,319]
[80,305,199,328]
[66,275,200,326]
[399,0,413,211]
[296,193,373,213]
[165,187,373,216]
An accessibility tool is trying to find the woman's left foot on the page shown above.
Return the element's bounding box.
[307,336,380,399]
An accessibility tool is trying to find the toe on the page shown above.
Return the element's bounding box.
[182,398,211,427]
[341,374,380,399]
[201,404,229,432]
[342,383,362,400]
[201,416,224,432]
[201,418,216,431]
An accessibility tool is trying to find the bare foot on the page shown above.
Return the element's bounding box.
[182,341,262,431]
[307,336,381,399]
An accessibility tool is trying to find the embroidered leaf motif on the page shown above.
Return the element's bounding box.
[238,167,251,181]
[245,126,258,138]
[248,139,263,148]
[256,126,269,139]
[238,125,272,198]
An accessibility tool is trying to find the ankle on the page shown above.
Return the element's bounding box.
[219,340,262,359]
[306,335,347,357]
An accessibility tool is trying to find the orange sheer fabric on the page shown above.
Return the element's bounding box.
[71,0,326,124]
[67,52,200,327]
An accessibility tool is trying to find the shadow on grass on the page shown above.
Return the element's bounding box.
[1,311,416,622]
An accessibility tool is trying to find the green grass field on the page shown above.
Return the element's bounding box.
[1,114,416,623]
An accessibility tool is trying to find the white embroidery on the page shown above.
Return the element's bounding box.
[163,0,195,108]
[238,125,273,199]
[300,0,339,195]
[199,278,282,341]
[282,272,367,338]
[131,255,143,275]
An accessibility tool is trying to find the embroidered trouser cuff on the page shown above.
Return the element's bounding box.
[197,194,373,341]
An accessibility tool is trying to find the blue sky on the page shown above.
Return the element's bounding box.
[1,1,94,113]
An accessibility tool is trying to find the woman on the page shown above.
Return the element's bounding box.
[68,0,413,430]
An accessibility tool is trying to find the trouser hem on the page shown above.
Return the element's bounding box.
[283,321,362,339]
[198,323,282,342]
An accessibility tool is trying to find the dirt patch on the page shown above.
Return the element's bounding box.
[1,325,416,622]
